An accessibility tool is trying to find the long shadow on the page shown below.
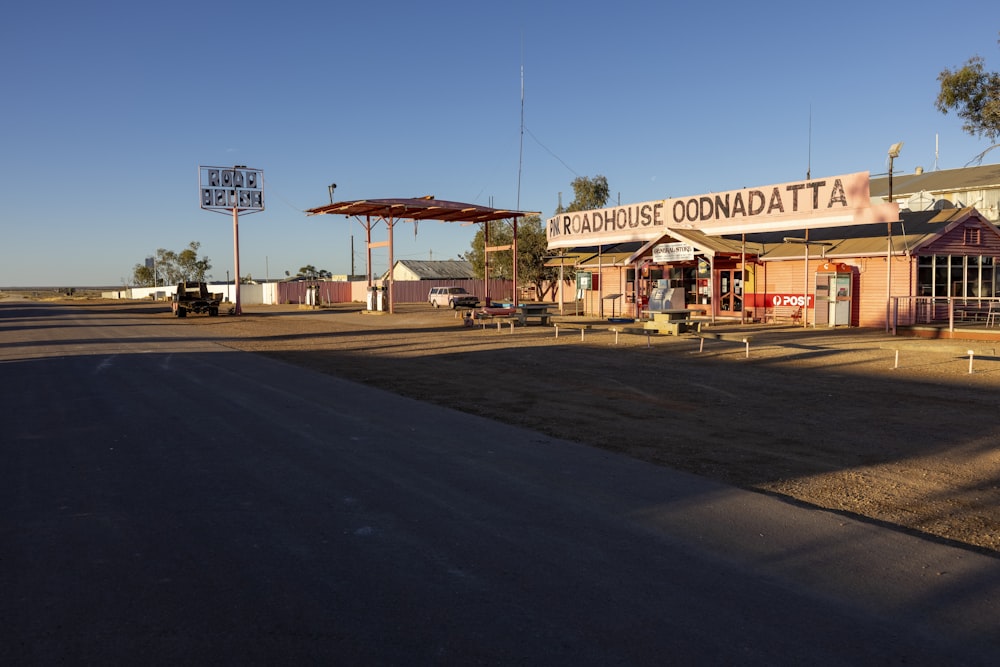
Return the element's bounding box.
[250,337,1000,557]
[5,300,999,557]
[4,349,999,663]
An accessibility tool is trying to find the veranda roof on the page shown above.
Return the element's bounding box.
[305,197,538,223]
[305,197,538,313]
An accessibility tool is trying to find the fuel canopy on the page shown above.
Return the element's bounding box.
[306,197,539,313]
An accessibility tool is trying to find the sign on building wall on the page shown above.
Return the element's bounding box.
[652,242,694,263]
[546,171,899,248]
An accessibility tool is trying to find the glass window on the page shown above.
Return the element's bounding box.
[917,254,1000,299]
[950,257,964,297]
[932,255,948,297]
[985,257,997,298]
[917,255,933,296]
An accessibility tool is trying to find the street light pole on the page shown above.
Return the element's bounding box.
[886,142,903,332]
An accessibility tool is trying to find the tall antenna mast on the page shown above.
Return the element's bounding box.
[517,38,525,210]
[807,104,812,180]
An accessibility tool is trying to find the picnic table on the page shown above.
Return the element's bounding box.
[516,303,556,326]
[474,306,518,329]
[643,308,700,335]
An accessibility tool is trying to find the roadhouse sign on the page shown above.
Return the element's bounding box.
[546,171,899,248]
[199,166,264,211]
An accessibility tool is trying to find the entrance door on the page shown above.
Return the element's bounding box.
[718,270,743,312]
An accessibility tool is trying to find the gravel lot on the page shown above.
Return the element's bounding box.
[13,295,1000,554]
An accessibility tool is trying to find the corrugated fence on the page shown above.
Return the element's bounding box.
[277,279,515,305]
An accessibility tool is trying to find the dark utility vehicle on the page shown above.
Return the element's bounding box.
[172,282,222,317]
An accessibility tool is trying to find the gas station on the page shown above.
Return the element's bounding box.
[306,197,538,314]
[299,172,1000,332]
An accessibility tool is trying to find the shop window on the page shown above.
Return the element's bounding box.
[949,260,963,297]
[917,259,933,296]
[984,257,997,297]
[917,254,998,299]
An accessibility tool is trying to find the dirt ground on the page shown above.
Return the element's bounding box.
[20,295,1000,554]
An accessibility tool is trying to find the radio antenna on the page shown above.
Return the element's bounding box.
[517,35,525,210]
[806,104,812,180]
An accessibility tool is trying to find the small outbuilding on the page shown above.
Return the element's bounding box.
[380,259,476,282]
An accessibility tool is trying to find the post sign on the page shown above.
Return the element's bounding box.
[199,166,264,212]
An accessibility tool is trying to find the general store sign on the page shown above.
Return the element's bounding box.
[546,171,899,248]
[652,242,694,263]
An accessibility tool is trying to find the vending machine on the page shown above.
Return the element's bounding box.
[814,263,853,327]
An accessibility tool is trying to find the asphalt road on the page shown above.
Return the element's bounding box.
[2,301,999,665]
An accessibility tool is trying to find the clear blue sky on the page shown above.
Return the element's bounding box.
[2,0,998,287]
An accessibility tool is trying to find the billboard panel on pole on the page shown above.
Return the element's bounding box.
[199,166,264,212]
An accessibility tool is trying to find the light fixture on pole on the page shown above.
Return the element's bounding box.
[886,142,903,332]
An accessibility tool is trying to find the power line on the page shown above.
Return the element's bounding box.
[524,125,579,177]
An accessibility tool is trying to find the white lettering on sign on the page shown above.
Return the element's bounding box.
[199,166,264,211]
[770,294,814,308]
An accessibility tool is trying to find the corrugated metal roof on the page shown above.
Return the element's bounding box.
[750,208,985,260]
[574,242,644,267]
[544,242,644,267]
[390,259,476,280]
[543,250,592,268]
[870,163,1000,199]
[666,229,762,256]
[539,208,995,266]
[576,252,635,267]
[306,197,538,223]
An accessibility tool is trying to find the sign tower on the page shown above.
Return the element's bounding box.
[199,165,264,315]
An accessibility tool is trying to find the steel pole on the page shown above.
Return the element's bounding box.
[886,154,895,333]
[803,243,809,328]
[232,205,241,315]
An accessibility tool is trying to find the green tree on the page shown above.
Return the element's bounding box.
[556,175,611,213]
[464,221,513,279]
[514,216,562,300]
[463,215,562,300]
[936,33,1000,145]
[176,242,211,282]
[296,265,331,279]
[131,242,211,286]
[465,175,611,299]
[131,263,155,287]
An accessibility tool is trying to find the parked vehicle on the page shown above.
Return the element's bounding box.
[172,282,222,317]
[428,286,479,309]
